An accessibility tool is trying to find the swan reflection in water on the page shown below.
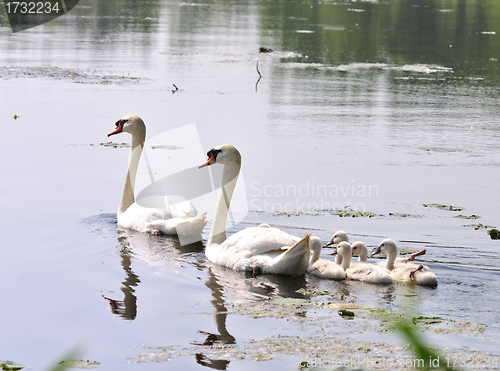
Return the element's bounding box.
[102,243,140,320]
[103,226,205,320]
[99,215,407,370]
[193,266,406,369]
[192,262,309,369]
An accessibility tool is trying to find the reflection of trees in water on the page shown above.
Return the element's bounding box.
[104,227,204,320]
[24,0,500,80]
[261,0,500,77]
[70,0,162,34]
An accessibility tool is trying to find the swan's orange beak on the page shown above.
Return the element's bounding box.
[198,152,216,169]
[107,123,123,137]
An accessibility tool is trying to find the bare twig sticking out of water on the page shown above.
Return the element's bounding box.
[172,84,179,94]
[255,61,262,92]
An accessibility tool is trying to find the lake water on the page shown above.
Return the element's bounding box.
[1,0,500,370]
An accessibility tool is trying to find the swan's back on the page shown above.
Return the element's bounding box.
[390,264,437,286]
[220,227,300,255]
[306,238,348,280]
[118,203,174,232]
[118,200,204,235]
[205,227,310,275]
[346,264,392,284]
[308,259,346,280]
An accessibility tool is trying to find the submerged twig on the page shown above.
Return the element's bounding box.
[172,84,179,94]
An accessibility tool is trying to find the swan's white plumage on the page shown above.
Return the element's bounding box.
[326,230,349,245]
[307,239,350,280]
[109,115,207,236]
[200,144,310,275]
[205,226,310,274]
[325,230,350,265]
[346,241,392,284]
[325,232,392,284]
[372,239,437,286]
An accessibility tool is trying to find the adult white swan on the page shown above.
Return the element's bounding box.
[308,239,351,280]
[372,239,437,286]
[198,144,310,275]
[108,115,207,236]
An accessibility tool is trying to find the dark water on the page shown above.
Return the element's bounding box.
[1,0,500,369]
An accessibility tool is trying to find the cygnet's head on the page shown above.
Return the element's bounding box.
[351,241,368,257]
[108,115,145,137]
[325,230,349,247]
[199,144,242,168]
[372,239,397,257]
[334,241,352,258]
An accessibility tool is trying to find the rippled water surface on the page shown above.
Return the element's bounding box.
[1,0,500,369]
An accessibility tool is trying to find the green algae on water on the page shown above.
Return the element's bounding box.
[423,203,464,211]
[58,360,101,369]
[0,361,24,371]
[100,141,130,148]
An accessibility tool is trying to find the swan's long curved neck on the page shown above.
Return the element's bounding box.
[334,254,343,266]
[309,238,322,266]
[341,253,352,270]
[208,161,240,245]
[385,249,397,271]
[358,251,367,262]
[118,131,145,217]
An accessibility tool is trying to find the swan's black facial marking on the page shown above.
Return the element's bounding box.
[206,148,222,162]
[108,118,129,137]
[115,119,128,131]
[198,148,222,168]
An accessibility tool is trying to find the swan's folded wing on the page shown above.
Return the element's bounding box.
[118,203,173,232]
[150,211,208,236]
[222,227,301,256]
[168,198,198,218]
